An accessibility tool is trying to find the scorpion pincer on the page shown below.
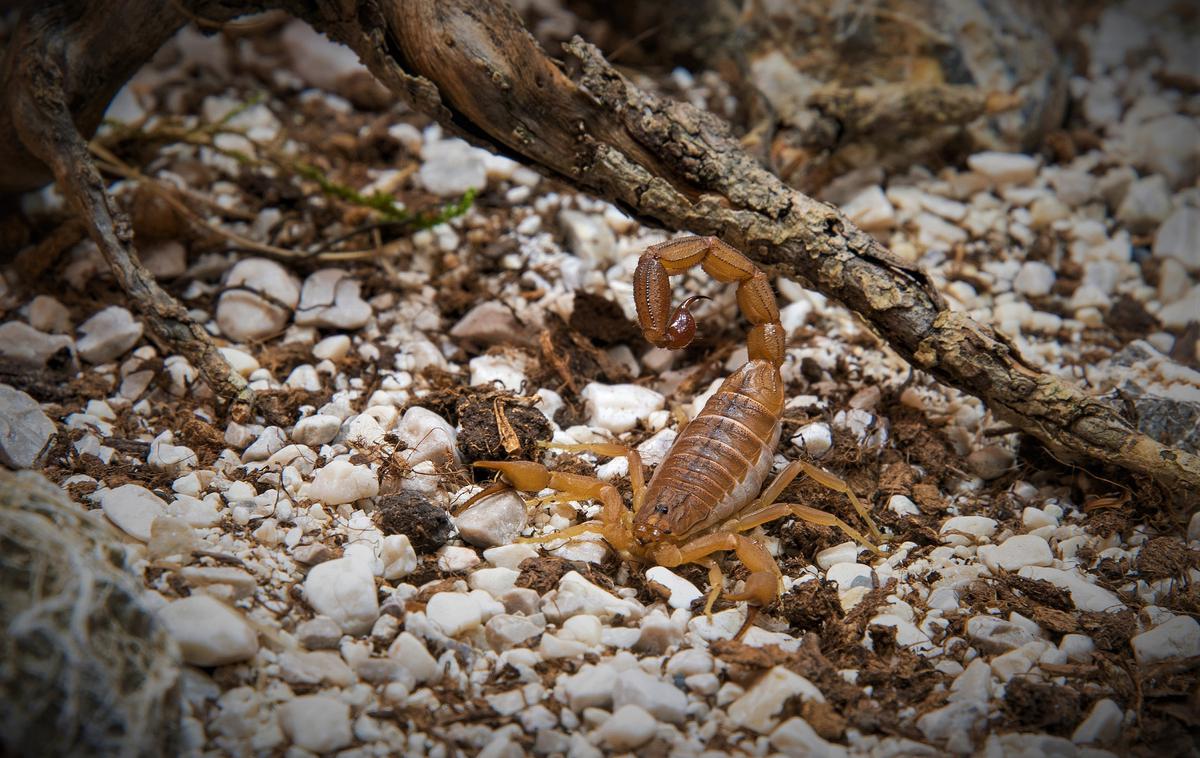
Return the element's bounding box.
[462,236,884,624]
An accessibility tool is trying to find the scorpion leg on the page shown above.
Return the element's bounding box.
[655,531,783,608]
[731,502,882,554]
[537,442,646,512]
[795,461,885,543]
[469,461,636,553]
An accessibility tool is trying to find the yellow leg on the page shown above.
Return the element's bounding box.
[751,459,805,511]
[796,461,884,543]
[732,502,881,555]
[655,531,783,608]
[539,442,646,513]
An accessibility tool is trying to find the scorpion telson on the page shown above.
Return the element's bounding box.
[462,235,884,629]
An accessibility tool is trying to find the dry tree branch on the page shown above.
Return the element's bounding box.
[1,0,1196,497]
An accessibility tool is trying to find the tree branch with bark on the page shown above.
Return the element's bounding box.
[2,0,1196,496]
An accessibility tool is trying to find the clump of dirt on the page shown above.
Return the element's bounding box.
[568,290,642,347]
[1135,537,1198,582]
[529,313,632,396]
[457,393,553,463]
[374,492,453,554]
[777,579,843,634]
[1001,679,1083,735]
[1078,609,1137,651]
[516,556,577,595]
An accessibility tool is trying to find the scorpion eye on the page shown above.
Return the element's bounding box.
[655,504,669,514]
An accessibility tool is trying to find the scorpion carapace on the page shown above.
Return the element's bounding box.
[463,235,883,620]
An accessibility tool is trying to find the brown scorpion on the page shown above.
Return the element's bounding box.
[463,236,883,622]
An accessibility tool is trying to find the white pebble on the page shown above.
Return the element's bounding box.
[0,384,56,469]
[815,541,858,571]
[98,484,167,542]
[645,566,703,610]
[216,258,300,342]
[978,534,1053,573]
[294,269,372,329]
[157,595,259,666]
[1153,206,1200,272]
[939,515,998,546]
[303,557,379,634]
[396,406,459,467]
[596,704,657,751]
[791,422,833,458]
[1072,698,1124,746]
[76,306,143,363]
[381,534,417,580]
[1131,615,1200,664]
[581,382,665,434]
[302,459,379,505]
[426,592,483,636]
[419,138,487,196]
[727,666,824,734]
[277,695,353,754]
[387,631,441,683]
[967,152,1039,185]
[888,494,920,517]
[455,491,527,548]
[292,414,341,446]
[613,667,688,724]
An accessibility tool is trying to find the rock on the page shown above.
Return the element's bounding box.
[156,595,259,666]
[770,717,848,758]
[815,541,859,571]
[791,422,833,458]
[939,515,998,546]
[243,426,286,462]
[76,306,143,364]
[396,407,459,467]
[1127,114,1200,188]
[387,632,441,683]
[966,445,1013,480]
[303,557,379,634]
[1130,615,1200,664]
[1157,284,1200,329]
[841,185,895,231]
[216,258,301,342]
[419,138,488,196]
[562,663,618,711]
[888,494,920,517]
[727,666,824,733]
[966,614,1043,654]
[450,301,525,346]
[437,545,480,572]
[544,571,643,621]
[0,321,75,371]
[645,566,703,610]
[948,658,992,704]
[826,563,873,594]
[217,347,259,377]
[917,700,987,753]
[468,353,529,393]
[454,491,527,548]
[484,613,542,651]
[98,484,168,542]
[426,592,483,636]
[1018,566,1124,613]
[381,534,417,580]
[143,431,195,474]
[597,704,657,751]
[302,460,379,505]
[1116,175,1172,232]
[484,543,539,570]
[559,209,618,266]
[294,269,372,329]
[978,534,1053,573]
[1013,261,1055,297]
[139,240,187,279]
[277,695,352,754]
[1060,633,1096,663]
[1153,206,1200,273]
[613,667,688,724]
[296,616,343,649]
[312,334,351,361]
[0,385,55,469]
[292,414,341,446]
[1072,698,1123,746]
[468,566,520,597]
[967,152,1038,185]
[278,650,355,687]
[27,295,72,333]
[581,382,665,434]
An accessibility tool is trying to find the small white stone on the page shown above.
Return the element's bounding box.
[302,459,379,505]
[559,209,618,266]
[0,385,56,469]
[285,364,322,391]
[292,414,341,446]
[645,566,703,610]
[469,566,520,597]
[597,704,657,751]
[468,353,529,393]
[0,322,75,371]
[426,592,483,636]
[484,613,541,651]
[396,406,459,467]
[1131,615,1200,664]
[437,545,480,572]
[312,334,351,361]
[978,534,1053,573]
[771,716,848,758]
[218,347,259,377]
[76,306,143,363]
[966,614,1043,654]
[1116,175,1172,231]
[791,422,833,458]
[1060,633,1095,662]
[277,695,352,754]
[841,185,895,231]
[157,595,258,666]
[147,431,197,473]
[216,258,300,342]
[387,631,441,683]
[1158,284,1200,329]
[727,666,824,733]
[825,563,873,594]
[613,667,688,724]
[888,494,920,517]
[483,543,538,570]
[1019,566,1124,613]
[581,382,666,434]
[816,542,859,571]
[1072,698,1124,746]
[939,515,998,546]
[562,663,618,711]
[917,700,987,752]
[27,295,72,333]
[544,571,643,621]
[967,152,1039,185]
[1013,261,1055,297]
[666,648,714,677]
[455,491,527,548]
[381,534,417,580]
[450,301,524,346]
[1153,206,1200,273]
[243,426,287,462]
[419,138,487,196]
[98,484,168,542]
[294,269,372,329]
[303,557,379,634]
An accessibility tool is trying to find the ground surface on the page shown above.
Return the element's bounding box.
[1,4,1198,758]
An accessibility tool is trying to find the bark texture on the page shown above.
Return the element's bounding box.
[1,0,1196,497]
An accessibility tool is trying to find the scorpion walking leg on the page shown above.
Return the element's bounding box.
[536,442,646,512]
[739,459,884,545]
[467,461,636,553]
[796,461,884,542]
[732,502,882,554]
[655,531,784,608]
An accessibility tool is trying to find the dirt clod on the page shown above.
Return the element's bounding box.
[457,394,553,463]
[374,492,453,554]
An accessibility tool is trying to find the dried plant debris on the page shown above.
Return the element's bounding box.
[2,2,1199,756]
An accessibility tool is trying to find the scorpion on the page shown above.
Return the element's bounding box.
[463,236,884,626]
